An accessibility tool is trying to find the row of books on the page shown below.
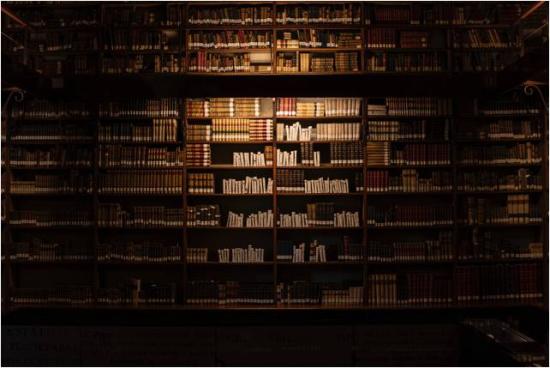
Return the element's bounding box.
[276,98,362,117]
[452,29,519,49]
[456,120,541,140]
[10,125,92,142]
[276,30,362,49]
[187,173,215,194]
[279,204,361,227]
[187,248,208,263]
[98,146,184,168]
[277,241,327,263]
[275,4,361,25]
[186,281,274,304]
[477,99,540,116]
[186,144,211,166]
[98,204,184,227]
[462,195,541,225]
[188,119,273,141]
[280,52,358,73]
[5,7,99,28]
[5,240,92,261]
[97,171,183,194]
[188,31,271,49]
[233,149,273,167]
[11,283,177,305]
[99,99,179,118]
[186,98,270,118]
[217,245,265,263]
[368,97,452,116]
[102,5,185,26]
[366,52,447,73]
[367,205,452,227]
[459,231,543,260]
[188,52,272,73]
[97,242,181,262]
[366,29,442,48]
[367,273,452,305]
[98,120,179,143]
[9,210,92,226]
[101,55,184,74]
[187,205,221,226]
[26,32,98,53]
[188,6,273,25]
[278,238,363,262]
[453,52,512,73]
[10,101,91,119]
[226,210,274,228]
[103,30,178,52]
[10,174,93,194]
[456,264,542,302]
[368,232,453,261]
[458,143,541,164]
[365,4,522,25]
[18,3,519,28]
[457,168,543,192]
[186,281,364,305]
[366,142,451,166]
[366,120,450,141]
[222,177,273,194]
[276,122,362,141]
[9,147,93,167]
[366,169,452,192]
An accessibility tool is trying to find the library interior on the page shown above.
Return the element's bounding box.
[1,1,549,366]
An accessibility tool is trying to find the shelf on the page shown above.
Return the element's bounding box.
[189,48,271,53]
[278,192,363,196]
[457,189,543,194]
[9,139,95,145]
[10,192,93,197]
[9,166,94,170]
[186,140,273,144]
[276,47,362,52]
[98,192,183,196]
[458,222,543,228]
[457,162,543,167]
[456,138,542,143]
[188,226,273,230]
[367,190,452,195]
[187,165,273,170]
[6,301,544,312]
[367,224,453,229]
[278,261,363,266]
[366,164,451,169]
[187,193,272,197]
[188,262,274,266]
[278,165,364,169]
[275,116,362,120]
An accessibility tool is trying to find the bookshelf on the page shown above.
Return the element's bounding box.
[1,2,547,311]
[2,93,547,309]
[1,2,529,76]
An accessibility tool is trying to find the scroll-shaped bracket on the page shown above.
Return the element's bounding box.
[522,80,548,113]
[2,87,26,116]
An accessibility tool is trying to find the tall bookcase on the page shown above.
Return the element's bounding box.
[1,2,547,310]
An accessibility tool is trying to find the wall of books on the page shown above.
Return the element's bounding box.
[2,2,527,76]
[2,93,546,308]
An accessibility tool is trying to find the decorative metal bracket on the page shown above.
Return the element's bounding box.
[2,87,25,116]
[522,80,548,113]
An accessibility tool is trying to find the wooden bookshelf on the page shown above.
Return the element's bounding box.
[1,2,529,76]
[1,1,547,311]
